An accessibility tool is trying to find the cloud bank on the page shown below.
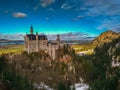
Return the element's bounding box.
[61,0,120,31]
[0,32,96,40]
[0,34,24,40]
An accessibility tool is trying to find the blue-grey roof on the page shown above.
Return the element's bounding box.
[26,34,47,40]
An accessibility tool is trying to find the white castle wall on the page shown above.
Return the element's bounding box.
[24,36,61,60]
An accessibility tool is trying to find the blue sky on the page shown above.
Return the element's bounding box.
[0,0,120,38]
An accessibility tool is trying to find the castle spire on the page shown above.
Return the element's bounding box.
[36,32,38,35]
[30,25,34,34]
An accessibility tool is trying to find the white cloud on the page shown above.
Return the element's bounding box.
[33,0,56,10]
[72,15,84,21]
[111,25,120,32]
[33,5,39,10]
[84,0,120,17]
[77,15,84,18]
[12,12,28,18]
[61,3,73,10]
[47,8,56,12]
[40,0,55,8]
[97,17,120,30]
[75,7,87,11]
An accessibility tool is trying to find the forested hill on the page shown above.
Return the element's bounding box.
[90,36,120,89]
[93,30,120,46]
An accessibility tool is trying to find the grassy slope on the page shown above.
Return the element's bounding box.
[0,45,24,55]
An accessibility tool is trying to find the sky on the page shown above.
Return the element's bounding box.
[0,0,120,40]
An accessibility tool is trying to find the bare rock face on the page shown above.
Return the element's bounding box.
[93,30,120,46]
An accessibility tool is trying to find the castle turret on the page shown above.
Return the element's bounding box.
[56,34,60,41]
[56,34,60,48]
[36,32,39,51]
[30,25,34,34]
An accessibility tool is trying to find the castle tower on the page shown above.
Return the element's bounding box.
[56,34,60,48]
[30,25,34,34]
[56,34,60,40]
[36,32,39,51]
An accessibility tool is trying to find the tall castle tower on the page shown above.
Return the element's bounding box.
[36,32,39,51]
[30,25,34,34]
[56,34,60,48]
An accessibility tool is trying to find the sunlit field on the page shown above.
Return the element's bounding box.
[0,45,24,55]
[71,44,96,55]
